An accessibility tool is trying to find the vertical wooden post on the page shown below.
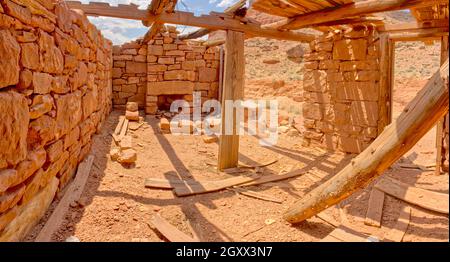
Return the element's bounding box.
[218,30,245,170]
[435,36,449,175]
[378,34,395,134]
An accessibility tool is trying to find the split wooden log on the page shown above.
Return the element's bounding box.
[284,59,449,224]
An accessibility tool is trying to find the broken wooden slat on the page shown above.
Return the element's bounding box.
[231,188,283,204]
[238,159,278,169]
[239,169,305,187]
[316,212,340,228]
[374,177,449,214]
[118,119,129,141]
[114,116,126,135]
[150,213,198,242]
[365,188,385,227]
[328,226,369,242]
[173,176,258,197]
[35,155,95,242]
[320,234,343,242]
[384,206,411,242]
[144,178,202,190]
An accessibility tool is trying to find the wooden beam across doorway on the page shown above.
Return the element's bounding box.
[218,31,245,171]
[64,1,315,42]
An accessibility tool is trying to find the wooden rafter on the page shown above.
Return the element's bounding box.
[143,0,177,43]
[64,1,316,42]
[263,0,449,30]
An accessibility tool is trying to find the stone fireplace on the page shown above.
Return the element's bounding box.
[111,26,221,114]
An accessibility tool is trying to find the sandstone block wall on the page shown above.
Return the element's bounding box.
[112,39,147,108]
[302,27,381,154]
[0,0,112,241]
[112,26,221,114]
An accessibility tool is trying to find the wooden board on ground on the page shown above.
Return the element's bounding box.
[144,178,203,190]
[35,155,95,242]
[231,188,283,204]
[384,206,411,242]
[173,176,258,197]
[322,226,369,242]
[374,177,449,214]
[238,159,278,169]
[316,212,340,228]
[239,169,305,187]
[365,188,385,227]
[114,116,126,135]
[118,119,129,141]
[150,213,198,242]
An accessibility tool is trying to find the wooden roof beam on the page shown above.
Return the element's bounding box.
[263,0,449,30]
[378,19,450,32]
[65,1,316,42]
[143,0,177,43]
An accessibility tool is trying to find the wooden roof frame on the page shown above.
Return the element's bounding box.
[64,1,315,42]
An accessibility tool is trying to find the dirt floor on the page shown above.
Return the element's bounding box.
[25,103,448,242]
[25,24,448,243]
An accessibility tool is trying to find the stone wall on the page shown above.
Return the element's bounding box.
[0,0,112,241]
[302,27,381,154]
[112,39,147,108]
[112,26,221,114]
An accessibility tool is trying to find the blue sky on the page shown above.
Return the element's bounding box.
[82,0,240,45]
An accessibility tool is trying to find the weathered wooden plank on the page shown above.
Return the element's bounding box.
[378,33,394,134]
[173,176,257,197]
[231,188,283,204]
[384,206,411,242]
[35,155,94,242]
[240,169,305,187]
[374,177,449,214]
[365,188,385,227]
[284,59,449,224]
[151,213,198,242]
[144,178,203,189]
[114,116,126,135]
[328,226,368,242]
[218,30,245,170]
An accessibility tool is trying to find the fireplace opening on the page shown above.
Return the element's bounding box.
[157,95,187,111]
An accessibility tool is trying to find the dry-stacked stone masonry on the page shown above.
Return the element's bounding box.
[302,26,381,154]
[0,0,112,241]
[112,26,221,114]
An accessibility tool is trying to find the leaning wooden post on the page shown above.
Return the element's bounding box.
[218,30,245,170]
[284,59,449,224]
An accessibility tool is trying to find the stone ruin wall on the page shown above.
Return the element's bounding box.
[0,0,112,241]
[112,26,221,114]
[302,27,381,154]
